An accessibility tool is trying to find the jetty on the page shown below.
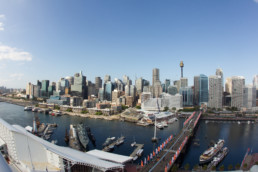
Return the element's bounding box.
[102,136,125,152]
[130,144,144,157]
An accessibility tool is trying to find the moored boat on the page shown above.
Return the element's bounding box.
[24,106,33,111]
[208,147,229,169]
[155,123,164,129]
[199,139,225,164]
[77,124,89,149]
[167,117,178,124]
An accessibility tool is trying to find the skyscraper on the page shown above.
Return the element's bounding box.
[193,76,200,106]
[152,68,162,98]
[253,75,258,88]
[104,75,111,83]
[152,68,160,87]
[243,85,256,110]
[71,71,86,98]
[231,76,245,109]
[95,77,102,95]
[167,85,178,95]
[135,77,143,94]
[41,80,50,98]
[216,68,224,91]
[208,75,222,109]
[225,78,232,94]
[165,79,170,92]
[104,81,114,101]
[179,87,193,106]
[199,74,208,106]
[180,77,188,88]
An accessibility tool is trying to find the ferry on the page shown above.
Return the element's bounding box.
[208,147,229,169]
[24,106,33,111]
[199,139,225,164]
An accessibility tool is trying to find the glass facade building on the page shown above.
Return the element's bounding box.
[179,87,193,106]
[104,81,114,101]
[199,74,208,106]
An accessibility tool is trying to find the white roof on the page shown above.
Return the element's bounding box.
[87,149,133,164]
[4,122,124,171]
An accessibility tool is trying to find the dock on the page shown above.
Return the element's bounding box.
[102,136,125,152]
[130,144,144,157]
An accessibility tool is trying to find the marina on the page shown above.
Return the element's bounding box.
[130,144,144,158]
[102,136,125,152]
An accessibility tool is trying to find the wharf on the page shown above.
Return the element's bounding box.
[102,136,125,152]
[130,144,144,157]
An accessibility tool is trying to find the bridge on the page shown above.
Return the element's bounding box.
[138,111,202,172]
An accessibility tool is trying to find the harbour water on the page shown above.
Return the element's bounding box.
[0,102,257,170]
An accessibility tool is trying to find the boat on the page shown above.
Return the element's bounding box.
[115,137,125,146]
[107,145,114,152]
[38,109,44,113]
[133,156,138,161]
[136,149,144,156]
[69,125,81,151]
[155,123,164,129]
[86,126,96,143]
[24,106,33,111]
[238,121,241,124]
[161,121,168,127]
[152,98,159,142]
[77,124,89,149]
[131,141,136,147]
[167,117,177,124]
[199,139,225,164]
[111,137,116,141]
[32,107,39,112]
[136,121,150,126]
[103,137,112,147]
[208,147,229,169]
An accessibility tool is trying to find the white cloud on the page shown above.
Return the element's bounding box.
[0,14,5,19]
[254,0,258,3]
[0,44,32,61]
[10,73,24,78]
[0,14,5,31]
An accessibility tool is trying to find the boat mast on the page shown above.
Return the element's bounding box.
[152,98,159,141]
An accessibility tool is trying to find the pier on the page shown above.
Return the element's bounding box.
[130,144,144,157]
[102,136,125,152]
[139,111,202,172]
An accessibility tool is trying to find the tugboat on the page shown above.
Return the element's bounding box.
[199,139,225,164]
[77,124,89,149]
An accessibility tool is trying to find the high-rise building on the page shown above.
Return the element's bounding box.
[167,85,178,95]
[179,87,193,106]
[112,89,122,103]
[216,68,224,91]
[165,79,170,92]
[125,85,136,100]
[98,88,104,101]
[104,81,114,101]
[231,76,245,109]
[95,77,102,96]
[26,82,32,97]
[141,92,152,104]
[199,74,208,106]
[225,78,232,94]
[65,76,74,87]
[174,80,181,92]
[152,68,160,87]
[123,75,130,85]
[41,80,50,98]
[243,85,256,110]
[135,77,143,94]
[152,68,162,98]
[104,75,111,83]
[193,76,200,106]
[114,78,124,91]
[71,71,86,98]
[180,77,188,88]
[208,75,223,109]
[33,85,40,98]
[86,80,96,98]
[253,75,258,88]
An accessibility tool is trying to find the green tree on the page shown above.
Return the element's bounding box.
[95,111,103,115]
[81,110,89,114]
[235,163,240,170]
[211,166,216,171]
[184,163,190,170]
[172,107,176,111]
[193,164,199,171]
[54,105,60,110]
[255,161,258,165]
[219,165,224,171]
[243,163,248,170]
[228,164,233,170]
[66,108,72,112]
[121,105,128,110]
[135,105,141,109]
[202,165,207,170]
[164,106,169,112]
[35,104,39,107]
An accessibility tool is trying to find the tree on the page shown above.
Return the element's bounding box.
[135,105,141,109]
[66,108,72,112]
[243,163,248,170]
[35,104,39,107]
[255,161,258,165]
[228,164,233,170]
[184,163,190,170]
[95,111,103,115]
[219,165,224,171]
[193,164,199,171]
[235,163,240,170]
[202,165,207,170]
[172,107,176,111]
[81,110,89,114]
[164,107,169,112]
[211,166,216,171]
[121,105,128,110]
[54,105,60,110]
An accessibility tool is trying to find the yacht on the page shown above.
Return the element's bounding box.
[161,121,168,127]
[156,123,164,129]
[24,106,33,111]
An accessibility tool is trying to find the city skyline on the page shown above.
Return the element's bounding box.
[1,0,258,88]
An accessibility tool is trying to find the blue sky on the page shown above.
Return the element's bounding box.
[0,0,258,88]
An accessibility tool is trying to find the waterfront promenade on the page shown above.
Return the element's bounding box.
[139,111,202,172]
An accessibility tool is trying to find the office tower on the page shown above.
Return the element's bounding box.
[26,82,31,97]
[71,71,86,98]
[98,88,104,101]
[173,80,181,92]
[86,80,96,98]
[243,85,256,110]
[125,85,136,100]
[179,87,193,106]
[65,76,74,87]
[254,75,258,99]
[125,85,130,96]
[104,75,111,83]
[112,89,122,103]
[114,78,124,91]
[161,84,166,92]
[152,68,160,87]
[37,80,42,89]
[180,77,188,88]
[199,74,208,106]
[231,76,245,109]
[95,77,102,95]
[135,77,143,94]
[104,81,114,101]
[208,75,223,109]
[194,76,200,105]
[180,61,184,78]
[225,78,232,94]
[48,82,56,97]
[216,68,224,90]
[33,85,40,98]
[123,75,130,85]
[41,80,50,98]
[167,85,178,95]
[165,79,170,92]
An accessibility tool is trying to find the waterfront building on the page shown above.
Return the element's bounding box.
[70,71,87,99]
[167,85,178,95]
[116,96,126,105]
[225,77,232,94]
[208,75,223,109]
[112,89,122,103]
[142,93,182,111]
[199,74,209,106]
[104,75,111,83]
[26,82,32,98]
[40,80,50,98]
[179,87,193,106]
[98,88,104,101]
[180,77,188,88]
[104,81,114,101]
[33,85,40,98]
[253,75,258,99]
[70,96,83,107]
[125,85,136,101]
[243,85,256,110]
[153,81,162,98]
[83,99,96,108]
[165,79,170,92]
[231,76,245,109]
[125,96,134,107]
